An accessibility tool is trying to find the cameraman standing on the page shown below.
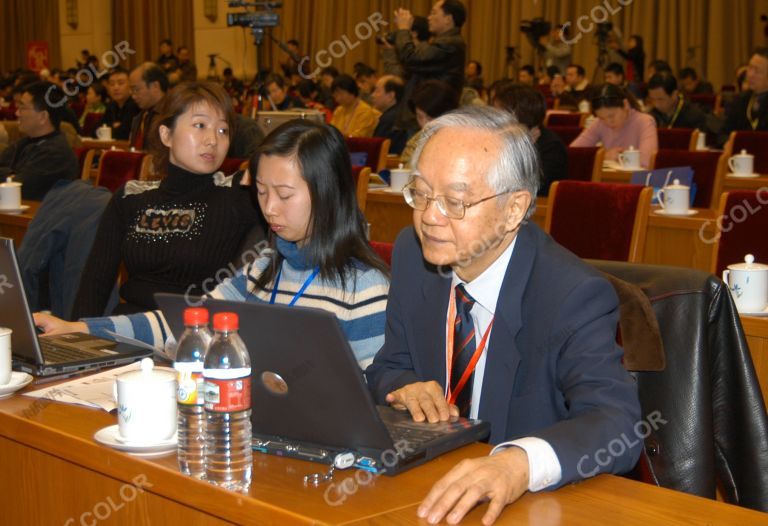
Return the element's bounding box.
[393,1,466,96]
[539,25,572,75]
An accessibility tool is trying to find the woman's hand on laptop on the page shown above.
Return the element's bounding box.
[386,381,460,423]
[33,312,88,336]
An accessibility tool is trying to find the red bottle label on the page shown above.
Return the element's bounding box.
[204,377,251,412]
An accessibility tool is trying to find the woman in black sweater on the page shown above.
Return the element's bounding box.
[71,82,262,318]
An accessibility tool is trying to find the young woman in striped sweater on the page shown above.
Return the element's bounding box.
[35,120,390,368]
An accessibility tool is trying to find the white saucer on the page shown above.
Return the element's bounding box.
[0,372,33,399]
[0,205,30,215]
[726,172,761,179]
[382,187,406,194]
[739,307,768,317]
[93,424,177,457]
[653,209,699,216]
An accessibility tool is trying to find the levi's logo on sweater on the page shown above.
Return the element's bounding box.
[136,208,196,234]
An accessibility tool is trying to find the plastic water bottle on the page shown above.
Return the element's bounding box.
[174,307,212,478]
[203,312,252,492]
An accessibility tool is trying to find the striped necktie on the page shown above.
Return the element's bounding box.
[451,283,476,417]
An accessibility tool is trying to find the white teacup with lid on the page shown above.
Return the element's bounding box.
[728,149,754,176]
[96,124,112,141]
[390,162,413,192]
[722,254,768,314]
[657,178,690,215]
[114,358,177,443]
[0,176,21,211]
[618,146,641,169]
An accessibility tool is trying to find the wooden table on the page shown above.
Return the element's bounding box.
[1,383,765,525]
[0,200,39,246]
[721,173,768,192]
[80,138,131,151]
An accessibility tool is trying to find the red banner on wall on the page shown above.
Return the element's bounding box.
[26,41,49,72]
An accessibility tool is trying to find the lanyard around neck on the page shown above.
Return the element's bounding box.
[445,285,495,405]
[667,95,685,128]
[748,93,761,130]
[269,264,320,306]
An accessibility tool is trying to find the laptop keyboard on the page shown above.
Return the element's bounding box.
[387,424,447,449]
[40,340,104,364]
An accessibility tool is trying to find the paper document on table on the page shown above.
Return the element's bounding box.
[23,362,142,412]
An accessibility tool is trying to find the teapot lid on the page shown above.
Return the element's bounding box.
[665,178,689,190]
[117,358,175,383]
[0,176,21,187]
[727,254,768,271]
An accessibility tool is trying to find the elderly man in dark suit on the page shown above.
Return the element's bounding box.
[366,106,641,525]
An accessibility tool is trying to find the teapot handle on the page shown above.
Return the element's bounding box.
[657,188,666,208]
[722,269,730,286]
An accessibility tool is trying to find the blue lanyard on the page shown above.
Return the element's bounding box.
[269,264,320,306]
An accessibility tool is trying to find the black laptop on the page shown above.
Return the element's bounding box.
[0,237,152,376]
[156,293,490,475]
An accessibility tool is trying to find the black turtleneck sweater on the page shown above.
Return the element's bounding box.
[71,163,262,318]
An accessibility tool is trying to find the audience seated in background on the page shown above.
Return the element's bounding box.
[70,82,263,319]
[721,48,768,143]
[228,113,265,160]
[517,65,535,86]
[169,46,198,84]
[155,38,178,74]
[330,74,380,138]
[493,83,567,196]
[549,73,579,110]
[354,63,378,106]
[400,79,460,165]
[371,75,408,154]
[366,106,641,525]
[0,82,78,200]
[295,79,332,121]
[37,120,389,369]
[647,72,708,130]
[265,74,304,111]
[99,67,140,140]
[465,60,485,96]
[571,83,658,167]
[564,64,593,109]
[78,84,107,134]
[679,67,715,96]
[128,63,168,151]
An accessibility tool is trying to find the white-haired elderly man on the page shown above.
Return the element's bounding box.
[366,106,641,524]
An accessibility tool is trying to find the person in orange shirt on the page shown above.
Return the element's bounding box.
[330,74,380,137]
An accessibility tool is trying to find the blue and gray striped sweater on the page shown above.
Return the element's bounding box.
[84,252,389,368]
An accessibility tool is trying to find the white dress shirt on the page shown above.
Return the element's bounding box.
[448,237,563,492]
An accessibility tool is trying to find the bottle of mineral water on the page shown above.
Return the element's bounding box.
[174,307,211,478]
[203,312,252,492]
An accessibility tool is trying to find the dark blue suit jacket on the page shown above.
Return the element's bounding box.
[366,223,642,486]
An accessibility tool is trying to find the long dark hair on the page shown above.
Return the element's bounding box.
[251,119,389,292]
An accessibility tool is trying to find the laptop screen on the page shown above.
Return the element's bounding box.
[0,237,46,366]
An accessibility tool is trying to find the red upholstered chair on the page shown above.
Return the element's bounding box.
[370,241,393,267]
[657,128,699,151]
[711,191,768,276]
[724,131,768,174]
[345,137,391,173]
[566,146,605,182]
[95,150,146,192]
[218,157,246,175]
[72,146,96,181]
[549,125,583,146]
[81,112,104,138]
[544,181,652,263]
[351,165,371,213]
[545,112,587,127]
[650,149,727,209]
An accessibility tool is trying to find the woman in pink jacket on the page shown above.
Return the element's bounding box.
[571,84,658,168]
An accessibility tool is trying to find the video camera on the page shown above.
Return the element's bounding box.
[226,1,282,44]
[520,18,551,52]
[596,22,613,39]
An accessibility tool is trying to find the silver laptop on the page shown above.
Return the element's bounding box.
[156,293,491,475]
[0,237,151,376]
[255,109,326,136]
